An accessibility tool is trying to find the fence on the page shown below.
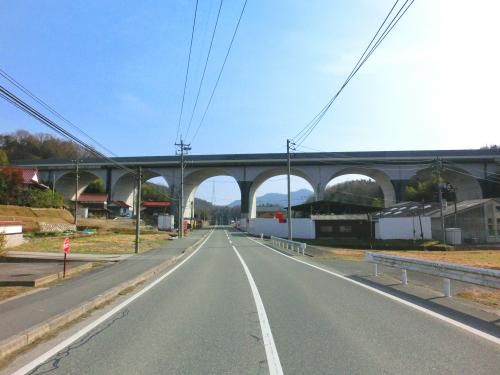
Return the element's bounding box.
[366,252,500,297]
[270,236,306,255]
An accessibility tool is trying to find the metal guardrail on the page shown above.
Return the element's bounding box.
[366,252,500,297]
[270,236,306,255]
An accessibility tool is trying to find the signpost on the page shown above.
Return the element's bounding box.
[63,237,71,278]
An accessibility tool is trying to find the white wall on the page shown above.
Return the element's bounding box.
[0,224,22,235]
[248,218,315,239]
[375,216,432,240]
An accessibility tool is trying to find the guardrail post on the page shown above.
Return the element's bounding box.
[373,264,378,276]
[443,278,451,297]
[260,233,263,240]
[401,269,408,285]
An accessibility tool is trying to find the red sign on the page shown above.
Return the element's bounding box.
[63,237,71,253]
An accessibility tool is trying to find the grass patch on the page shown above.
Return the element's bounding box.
[6,232,171,254]
[0,286,35,301]
[383,250,500,270]
[456,288,500,308]
[315,249,366,261]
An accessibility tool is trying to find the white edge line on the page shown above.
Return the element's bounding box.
[246,236,500,346]
[12,230,215,375]
[232,245,284,375]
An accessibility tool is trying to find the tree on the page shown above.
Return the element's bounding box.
[0,167,23,205]
[324,179,383,206]
[142,182,170,201]
[0,150,8,166]
[405,173,456,202]
[0,130,92,161]
[85,179,106,194]
[16,188,64,208]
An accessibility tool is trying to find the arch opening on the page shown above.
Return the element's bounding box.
[325,167,396,208]
[405,166,483,202]
[249,168,315,219]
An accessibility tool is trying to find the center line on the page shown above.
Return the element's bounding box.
[232,245,283,375]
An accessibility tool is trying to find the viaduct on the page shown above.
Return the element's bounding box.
[14,149,500,220]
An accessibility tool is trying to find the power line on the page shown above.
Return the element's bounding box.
[292,0,416,147]
[189,0,248,144]
[184,0,224,140]
[175,0,200,144]
[0,68,119,157]
[0,84,136,175]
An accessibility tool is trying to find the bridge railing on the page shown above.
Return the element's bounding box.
[270,236,306,255]
[366,252,500,297]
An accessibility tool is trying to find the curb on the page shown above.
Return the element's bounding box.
[0,262,93,287]
[0,231,210,361]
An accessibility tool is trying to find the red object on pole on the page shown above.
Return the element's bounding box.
[62,237,71,278]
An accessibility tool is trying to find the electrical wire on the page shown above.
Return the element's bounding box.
[0,84,137,175]
[184,0,224,140]
[175,0,200,144]
[189,0,248,145]
[0,68,119,157]
[292,0,416,147]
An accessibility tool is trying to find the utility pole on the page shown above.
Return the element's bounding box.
[175,139,191,238]
[436,158,446,244]
[73,157,80,226]
[286,139,295,240]
[134,166,142,254]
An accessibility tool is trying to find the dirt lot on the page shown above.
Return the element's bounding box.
[4,232,172,254]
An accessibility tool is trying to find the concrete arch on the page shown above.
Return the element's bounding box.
[411,165,483,202]
[55,170,103,201]
[325,167,397,208]
[182,168,241,218]
[112,169,170,209]
[248,167,317,218]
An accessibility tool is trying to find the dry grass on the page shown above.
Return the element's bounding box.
[0,286,34,301]
[7,232,171,254]
[456,288,500,309]
[384,250,500,270]
[315,248,366,261]
[0,205,74,232]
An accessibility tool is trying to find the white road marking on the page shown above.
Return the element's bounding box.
[11,230,215,375]
[246,236,500,346]
[232,245,284,375]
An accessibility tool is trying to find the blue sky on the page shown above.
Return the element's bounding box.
[1,1,499,204]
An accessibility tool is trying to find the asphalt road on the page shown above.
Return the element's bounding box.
[12,228,500,374]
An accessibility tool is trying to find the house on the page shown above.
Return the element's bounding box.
[372,199,500,243]
[256,206,284,219]
[311,214,374,239]
[372,202,436,240]
[108,200,131,218]
[430,198,500,243]
[142,200,171,225]
[1,167,48,190]
[74,193,109,218]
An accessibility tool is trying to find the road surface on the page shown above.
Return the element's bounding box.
[9,228,500,374]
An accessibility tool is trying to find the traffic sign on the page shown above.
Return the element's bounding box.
[63,237,71,253]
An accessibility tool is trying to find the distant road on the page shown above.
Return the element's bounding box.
[12,229,500,374]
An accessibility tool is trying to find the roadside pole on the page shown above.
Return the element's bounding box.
[436,158,446,244]
[134,166,142,254]
[175,139,191,238]
[62,237,71,277]
[286,139,295,240]
[73,157,80,226]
